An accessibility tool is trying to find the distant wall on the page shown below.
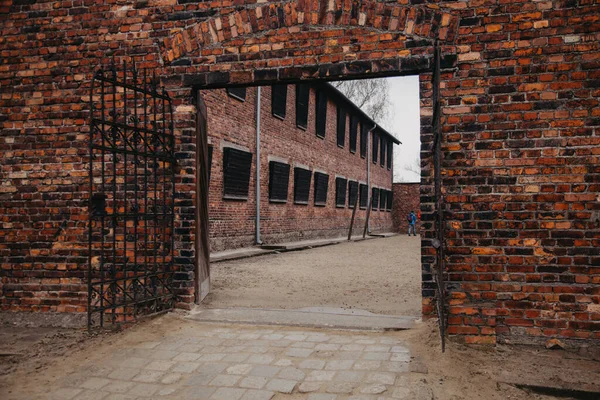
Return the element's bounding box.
[392,183,420,234]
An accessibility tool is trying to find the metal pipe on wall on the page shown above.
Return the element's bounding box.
[255,87,263,245]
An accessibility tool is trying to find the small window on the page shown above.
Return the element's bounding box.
[349,115,359,154]
[379,189,386,211]
[372,131,379,163]
[296,84,309,129]
[380,136,386,167]
[227,87,246,101]
[208,145,213,185]
[348,181,359,208]
[293,167,311,204]
[314,172,329,206]
[336,106,346,148]
[372,187,379,210]
[387,142,393,170]
[272,85,287,119]
[360,122,369,158]
[335,177,347,208]
[269,161,290,203]
[223,147,253,200]
[387,190,393,211]
[359,183,368,209]
[315,90,327,138]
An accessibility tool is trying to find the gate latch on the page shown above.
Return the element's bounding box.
[90,193,107,216]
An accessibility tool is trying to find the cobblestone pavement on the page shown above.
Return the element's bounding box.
[46,320,431,400]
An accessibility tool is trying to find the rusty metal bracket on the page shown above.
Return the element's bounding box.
[432,40,447,352]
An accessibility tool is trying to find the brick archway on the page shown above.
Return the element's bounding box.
[160,2,458,66]
[3,0,598,346]
[158,2,461,340]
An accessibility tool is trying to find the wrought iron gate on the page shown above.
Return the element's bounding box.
[88,62,176,328]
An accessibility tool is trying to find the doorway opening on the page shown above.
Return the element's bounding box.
[194,76,424,322]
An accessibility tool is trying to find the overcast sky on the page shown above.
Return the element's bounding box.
[377,76,421,183]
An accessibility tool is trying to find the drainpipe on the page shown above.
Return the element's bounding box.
[367,123,377,233]
[255,87,263,245]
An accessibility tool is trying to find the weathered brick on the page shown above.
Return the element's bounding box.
[0,0,598,348]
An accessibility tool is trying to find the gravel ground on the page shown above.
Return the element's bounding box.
[205,235,422,317]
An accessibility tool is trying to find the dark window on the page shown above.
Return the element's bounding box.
[336,106,346,148]
[348,181,359,208]
[293,167,311,204]
[335,177,347,208]
[387,190,393,211]
[227,87,246,101]
[359,183,368,209]
[360,122,369,158]
[313,172,329,206]
[315,90,327,138]
[223,147,253,200]
[387,142,393,170]
[208,145,213,185]
[349,115,359,153]
[271,85,287,119]
[380,189,387,211]
[372,188,379,210]
[296,84,309,129]
[380,136,386,167]
[269,161,290,202]
[372,131,379,163]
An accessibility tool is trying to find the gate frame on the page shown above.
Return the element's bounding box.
[191,44,450,346]
[195,92,211,303]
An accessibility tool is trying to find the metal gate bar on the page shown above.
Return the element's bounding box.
[432,40,447,352]
[88,61,176,329]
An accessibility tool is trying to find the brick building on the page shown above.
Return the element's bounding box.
[1,1,599,346]
[203,83,398,251]
[392,182,420,235]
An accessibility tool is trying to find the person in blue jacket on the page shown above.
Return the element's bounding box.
[407,210,417,236]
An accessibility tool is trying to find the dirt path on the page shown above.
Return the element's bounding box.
[204,235,422,316]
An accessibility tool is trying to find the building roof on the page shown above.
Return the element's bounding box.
[318,82,402,145]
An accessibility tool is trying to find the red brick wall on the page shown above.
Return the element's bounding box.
[392,183,420,234]
[203,86,394,251]
[1,0,599,346]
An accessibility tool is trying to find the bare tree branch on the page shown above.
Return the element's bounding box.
[394,156,420,183]
[403,157,420,177]
[332,79,390,125]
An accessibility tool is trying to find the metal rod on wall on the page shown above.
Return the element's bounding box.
[367,123,376,234]
[363,196,372,239]
[432,39,446,353]
[348,195,358,241]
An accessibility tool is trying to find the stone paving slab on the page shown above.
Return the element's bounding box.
[210,248,276,263]
[187,308,415,331]
[261,234,396,251]
[210,234,397,261]
[46,322,431,400]
[261,237,345,251]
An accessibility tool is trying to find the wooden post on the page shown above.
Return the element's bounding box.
[363,196,372,239]
[195,91,211,303]
[347,195,359,241]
